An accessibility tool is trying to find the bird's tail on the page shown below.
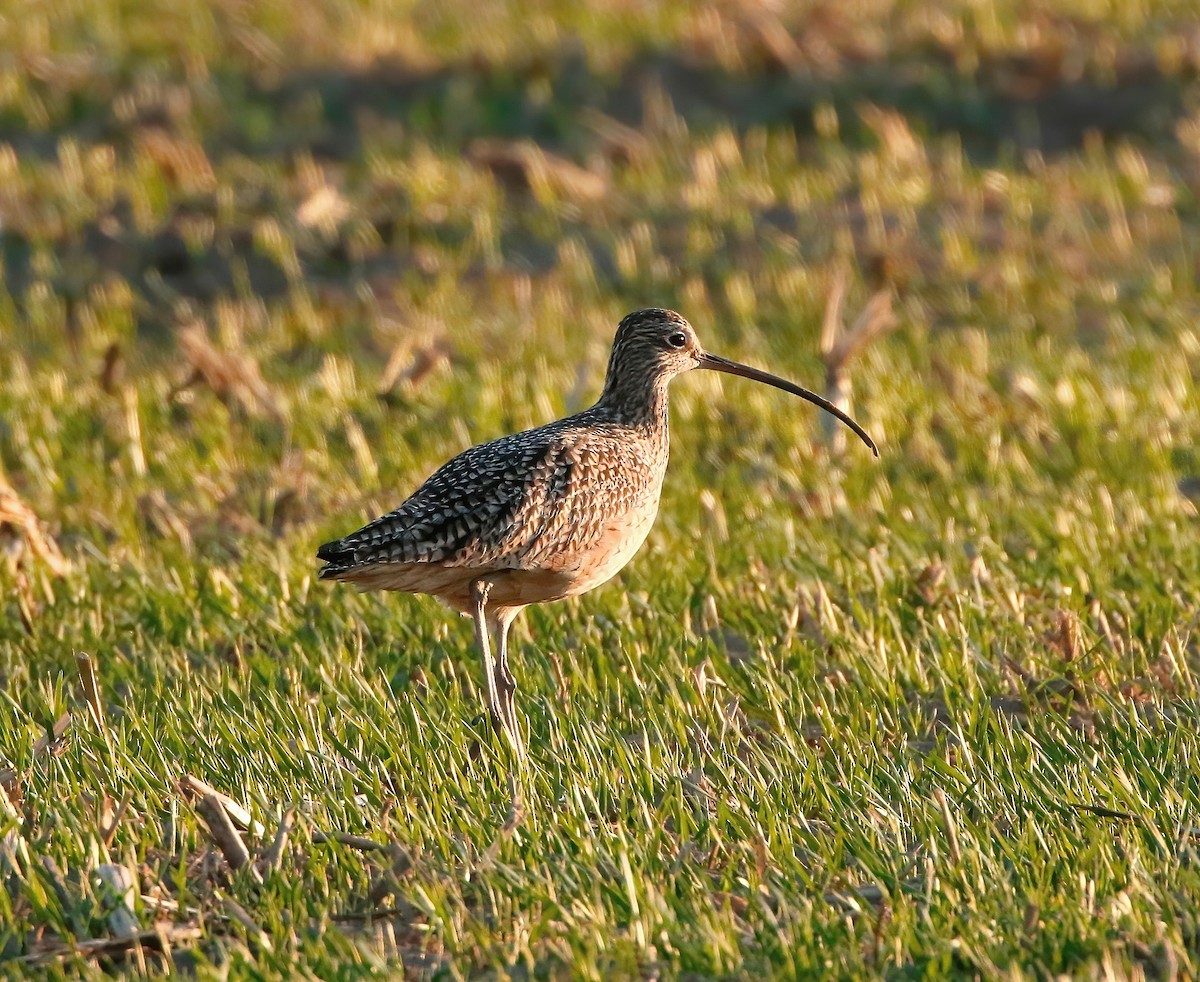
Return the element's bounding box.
[316,538,356,579]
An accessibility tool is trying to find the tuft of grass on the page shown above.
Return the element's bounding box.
[2,0,1200,977]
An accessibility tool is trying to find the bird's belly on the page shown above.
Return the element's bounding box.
[553,503,658,598]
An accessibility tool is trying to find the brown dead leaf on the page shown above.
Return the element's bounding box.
[137,490,194,549]
[134,127,216,193]
[819,267,896,451]
[174,323,283,420]
[913,562,946,606]
[0,479,70,576]
[1044,609,1082,662]
[858,104,923,164]
[692,658,727,702]
[99,342,124,394]
[1,768,18,811]
[712,890,750,918]
[468,139,608,203]
[580,109,649,165]
[378,339,452,397]
[821,277,897,375]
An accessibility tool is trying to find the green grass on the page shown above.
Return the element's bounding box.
[2,0,1200,977]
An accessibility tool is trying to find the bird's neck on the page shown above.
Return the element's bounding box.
[595,371,671,431]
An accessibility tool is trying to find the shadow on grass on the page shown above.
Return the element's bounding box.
[248,40,1193,160]
[0,33,1195,335]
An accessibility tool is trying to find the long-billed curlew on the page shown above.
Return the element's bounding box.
[318,309,876,759]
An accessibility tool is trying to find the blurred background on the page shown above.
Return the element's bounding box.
[2,2,1200,975]
[2,0,1197,535]
[3,0,1199,575]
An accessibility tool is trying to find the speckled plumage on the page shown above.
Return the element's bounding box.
[317,416,667,605]
[318,309,685,612]
[319,308,876,760]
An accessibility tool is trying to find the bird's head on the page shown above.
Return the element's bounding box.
[607,308,703,379]
[601,307,878,455]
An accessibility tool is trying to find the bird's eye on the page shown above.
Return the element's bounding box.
[667,331,688,349]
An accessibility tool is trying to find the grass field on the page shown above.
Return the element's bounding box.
[2,1,1200,977]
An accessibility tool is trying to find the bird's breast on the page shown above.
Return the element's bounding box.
[548,497,660,598]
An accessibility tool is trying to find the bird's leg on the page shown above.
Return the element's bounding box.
[471,580,523,760]
[469,579,503,744]
[492,609,524,763]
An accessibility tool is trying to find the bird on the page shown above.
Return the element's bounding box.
[318,309,876,760]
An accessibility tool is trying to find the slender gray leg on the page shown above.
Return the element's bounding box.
[472,582,523,760]
[492,608,524,762]
[469,579,503,742]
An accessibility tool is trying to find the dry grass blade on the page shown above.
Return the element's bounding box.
[137,490,193,550]
[580,108,649,164]
[933,789,962,865]
[476,777,526,873]
[174,323,283,421]
[1060,801,1200,839]
[312,830,391,852]
[744,9,804,74]
[122,387,147,478]
[221,894,273,951]
[261,805,297,873]
[819,270,896,451]
[858,103,923,163]
[296,183,350,232]
[1044,610,1083,661]
[13,569,37,635]
[823,882,889,916]
[330,906,413,922]
[134,127,216,192]
[14,925,204,966]
[75,652,107,740]
[468,139,609,202]
[377,339,452,398]
[178,775,265,836]
[97,794,115,836]
[33,712,72,757]
[367,843,417,905]
[101,792,133,848]
[821,284,897,376]
[40,856,73,910]
[819,266,850,361]
[196,795,263,883]
[1,783,24,872]
[503,776,525,834]
[0,478,70,576]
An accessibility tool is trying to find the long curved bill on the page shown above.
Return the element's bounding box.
[699,352,879,456]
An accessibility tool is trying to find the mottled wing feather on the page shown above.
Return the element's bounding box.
[320,429,552,571]
[517,439,632,568]
[318,416,665,577]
